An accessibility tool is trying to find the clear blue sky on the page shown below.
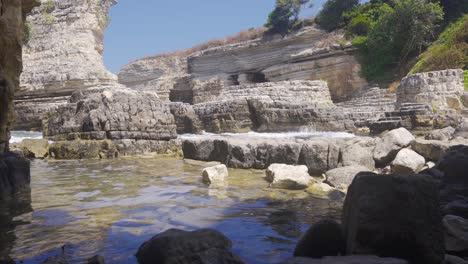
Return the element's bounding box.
[103,0,325,73]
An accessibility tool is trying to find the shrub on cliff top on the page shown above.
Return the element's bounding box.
[410,15,468,74]
[353,0,444,81]
[315,0,359,31]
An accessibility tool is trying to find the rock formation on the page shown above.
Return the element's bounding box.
[119,27,368,103]
[15,0,117,130]
[44,85,181,157]
[0,0,38,196]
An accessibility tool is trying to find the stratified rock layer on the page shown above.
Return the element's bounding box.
[15,0,117,130]
[44,85,180,156]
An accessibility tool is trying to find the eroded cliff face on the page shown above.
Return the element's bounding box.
[118,27,368,103]
[0,0,38,152]
[14,0,117,130]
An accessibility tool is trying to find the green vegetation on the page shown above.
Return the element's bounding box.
[23,21,33,45]
[265,0,312,35]
[41,0,55,13]
[410,15,468,74]
[44,14,55,25]
[465,70,468,91]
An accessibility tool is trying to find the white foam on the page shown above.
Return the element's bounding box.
[9,131,43,143]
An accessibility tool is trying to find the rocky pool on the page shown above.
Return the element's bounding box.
[0,157,342,264]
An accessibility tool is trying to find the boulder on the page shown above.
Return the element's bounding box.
[300,140,340,175]
[443,199,468,220]
[325,166,371,190]
[390,148,426,173]
[281,256,408,264]
[294,219,345,258]
[266,164,313,190]
[202,164,228,185]
[411,138,450,161]
[443,215,468,254]
[0,153,31,196]
[436,145,468,184]
[426,127,456,141]
[87,255,105,264]
[342,172,444,264]
[135,228,244,264]
[373,128,415,165]
[340,144,375,170]
[20,138,49,159]
[445,254,468,264]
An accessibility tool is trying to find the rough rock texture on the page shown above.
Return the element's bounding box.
[135,228,245,264]
[373,128,415,164]
[48,140,118,160]
[0,153,31,197]
[325,165,371,189]
[44,86,179,157]
[390,148,425,173]
[281,256,408,264]
[343,172,444,264]
[182,136,378,175]
[443,215,468,254]
[15,138,49,158]
[294,219,345,258]
[266,164,312,190]
[426,127,456,141]
[0,0,38,152]
[0,0,38,197]
[397,69,465,110]
[15,0,117,130]
[202,164,228,185]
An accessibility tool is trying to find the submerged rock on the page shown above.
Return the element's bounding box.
[294,219,345,258]
[202,164,228,185]
[305,182,336,198]
[390,148,425,173]
[343,172,444,264]
[266,164,312,190]
[135,228,244,264]
[373,128,415,165]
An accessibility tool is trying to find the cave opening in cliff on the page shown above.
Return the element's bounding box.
[246,72,267,84]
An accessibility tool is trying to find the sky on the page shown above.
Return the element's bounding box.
[103,0,325,73]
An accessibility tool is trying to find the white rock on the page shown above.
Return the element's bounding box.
[326,165,371,189]
[374,128,415,164]
[202,164,228,185]
[391,148,426,173]
[266,164,312,190]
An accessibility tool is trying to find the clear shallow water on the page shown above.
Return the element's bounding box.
[0,157,342,264]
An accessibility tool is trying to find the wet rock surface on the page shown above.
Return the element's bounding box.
[135,228,245,264]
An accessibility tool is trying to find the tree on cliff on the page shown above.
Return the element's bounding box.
[315,0,359,31]
[265,0,311,35]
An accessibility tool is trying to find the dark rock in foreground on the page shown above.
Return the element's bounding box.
[136,228,245,264]
[281,256,408,264]
[294,219,345,258]
[436,145,468,185]
[0,153,31,197]
[342,172,444,264]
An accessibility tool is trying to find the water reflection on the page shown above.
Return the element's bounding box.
[0,157,342,264]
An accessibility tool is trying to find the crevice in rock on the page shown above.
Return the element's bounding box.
[247,99,260,131]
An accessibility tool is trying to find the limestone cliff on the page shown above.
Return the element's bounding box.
[14,0,117,130]
[118,27,368,103]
